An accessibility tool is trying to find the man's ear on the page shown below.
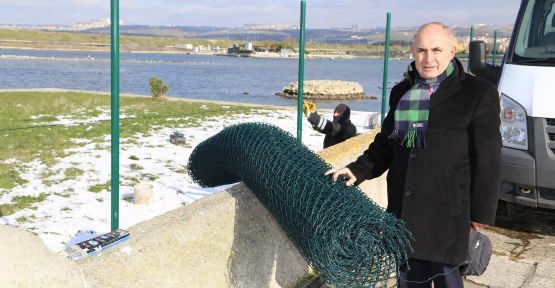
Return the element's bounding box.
[449,45,456,58]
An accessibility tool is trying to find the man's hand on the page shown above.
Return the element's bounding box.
[325,167,357,186]
[471,221,488,230]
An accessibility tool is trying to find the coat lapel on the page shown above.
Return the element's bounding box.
[430,75,461,107]
[430,58,466,107]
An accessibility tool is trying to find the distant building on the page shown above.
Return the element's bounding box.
[227,43,254,55]
[243,24,298,30]
[175,43,194,50]
[228,44,241,54]
[43,18,118,31]
[280,49,295,57]
[244,43,253,51]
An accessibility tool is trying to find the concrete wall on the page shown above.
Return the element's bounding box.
[0,130,387,288]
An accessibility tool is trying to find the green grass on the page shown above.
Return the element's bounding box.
[141,173,159,181]
[130,163,144,171]
[16,215,36,223]
[123,195,134,203]
[64,167,84,179]
[0,91,257,192]
[0,194,47,216]
[53,191,72,198]
[0,168,28,191]
[88,180,111,193]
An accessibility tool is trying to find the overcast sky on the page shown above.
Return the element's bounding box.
[0,0,522,28]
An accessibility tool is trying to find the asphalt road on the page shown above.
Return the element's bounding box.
[465,202,555,288]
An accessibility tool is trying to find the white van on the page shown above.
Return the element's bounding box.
[469,0,555,209]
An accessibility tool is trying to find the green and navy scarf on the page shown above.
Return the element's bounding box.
[389,60,455,148]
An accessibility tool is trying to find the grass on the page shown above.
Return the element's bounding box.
[53,192,72,198]
[142,173,159,181]
[130,163,144,171]
[0,193,47,216]
[88,180,111,193]
[0,91,256,193]
[16,215,36,223]
[0,169,28,191]
[64,167,84,179]
[122,195,134,203]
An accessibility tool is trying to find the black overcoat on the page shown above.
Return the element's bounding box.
[347,58,501,265]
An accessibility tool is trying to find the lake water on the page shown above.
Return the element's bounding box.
[0,48,416,112]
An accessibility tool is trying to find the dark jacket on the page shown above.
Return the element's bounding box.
[346,58,501,265]
[309,104,357,148]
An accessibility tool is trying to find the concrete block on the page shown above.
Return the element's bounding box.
[77,184,309,288]
[0,225,83,288]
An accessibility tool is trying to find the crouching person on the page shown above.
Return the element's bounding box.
[307,103,357,148]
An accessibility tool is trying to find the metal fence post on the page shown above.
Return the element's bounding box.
[297,0,307,141]
[381,12,391,124]
[110,0,120,231]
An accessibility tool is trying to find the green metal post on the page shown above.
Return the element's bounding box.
[492,30,497,65]
[110,0,120,231]
[297,0,307,141]
[380,12,391,124]
[467,26,474,71]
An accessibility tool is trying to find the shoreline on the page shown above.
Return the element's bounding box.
[0,88,372,113]
[0,45,406,60]
[0,88,307,111]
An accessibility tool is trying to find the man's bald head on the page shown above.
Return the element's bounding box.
[410,22,457,79]
[412,22,456,48]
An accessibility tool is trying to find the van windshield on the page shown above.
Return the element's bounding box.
[514,0,555,63]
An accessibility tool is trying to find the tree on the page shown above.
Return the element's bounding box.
[149,77,169,98]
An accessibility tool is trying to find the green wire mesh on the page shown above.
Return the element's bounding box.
[188,122,411,287]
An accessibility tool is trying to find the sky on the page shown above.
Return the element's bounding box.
[0,0,522,28]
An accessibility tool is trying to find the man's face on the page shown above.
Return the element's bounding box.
[411,24,456,79]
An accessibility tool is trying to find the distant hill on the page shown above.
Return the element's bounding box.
[83,24,513,45]
[0,23,513,57]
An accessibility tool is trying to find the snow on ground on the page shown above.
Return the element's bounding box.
[0,108,376,252]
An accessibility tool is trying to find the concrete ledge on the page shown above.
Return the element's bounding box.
[0,224,83,288]
[0,130,385,288]
[78,184,309,288]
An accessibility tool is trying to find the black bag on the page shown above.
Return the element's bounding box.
[460,229,492,276]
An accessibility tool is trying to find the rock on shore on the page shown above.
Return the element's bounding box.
[276,80,369,100]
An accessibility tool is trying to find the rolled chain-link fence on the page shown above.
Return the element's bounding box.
[188,122,411,287]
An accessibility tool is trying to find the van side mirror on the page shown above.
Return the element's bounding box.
[469,40,487,75]
[468,40,502,86]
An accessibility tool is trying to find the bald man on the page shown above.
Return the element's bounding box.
[326,22,501,288]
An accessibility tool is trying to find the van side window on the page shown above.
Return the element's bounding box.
[514,0,555,58]
[542,3,555,45]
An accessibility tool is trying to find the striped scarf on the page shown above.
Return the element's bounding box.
[389,60,455,148]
